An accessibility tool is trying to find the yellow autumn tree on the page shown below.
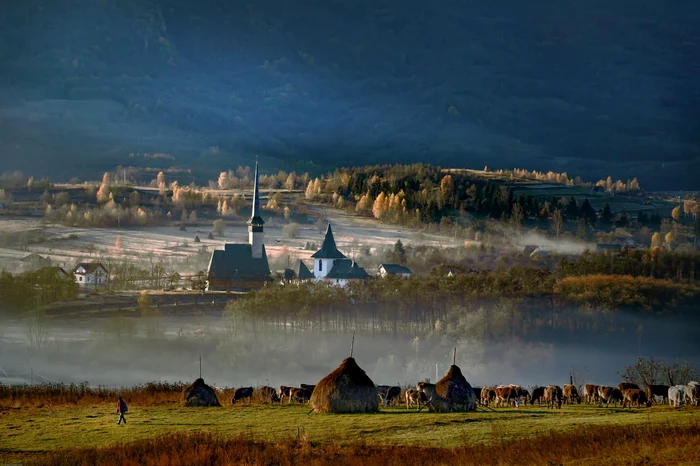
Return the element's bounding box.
[372,192,387,219]
[157,171,166,195]
[671,205,681,221]
[356,192,372,214]
[651,232,662,249]
[440,175,454,204]
[96,172,111,203]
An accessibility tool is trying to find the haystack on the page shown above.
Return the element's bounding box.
[430,365,477,412]
[310,357,379,413]
[181,378,221,407]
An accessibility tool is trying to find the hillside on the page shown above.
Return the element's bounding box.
[0,0,698,188]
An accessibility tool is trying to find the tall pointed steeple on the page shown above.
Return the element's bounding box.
[248,159,264,259]
[248,160,264,227]
[311,224,346,259]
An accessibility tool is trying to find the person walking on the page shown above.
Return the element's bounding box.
[117,396,128,425]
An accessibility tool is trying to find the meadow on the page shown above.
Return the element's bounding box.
[2,393,700,464]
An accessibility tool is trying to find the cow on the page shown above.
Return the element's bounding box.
[530,386,545,405]
[405,389,428,410]
[597,386,623,408]
[376,385,401,407]
[300,384,316,394]
[668,386,684,408]
[622,389,652,408]
[417,381,437,402]
[583,384,600,404]
[289,387,312,404]
[259,386,281,403]
[562,384,582,405]
[279,386,295,403]
[543,385,562,409]
[232,387,254,404]
[645,384,670,404]
[495,385,523,407]
[686,382,699,406]
[618,382,640,393]
[480,387,496,407]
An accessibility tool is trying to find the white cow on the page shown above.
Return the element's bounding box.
[669,386,684,408]
[687,381,699,406]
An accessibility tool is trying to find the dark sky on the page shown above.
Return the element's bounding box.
[0,0,698,188]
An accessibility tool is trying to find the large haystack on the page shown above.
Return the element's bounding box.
[430,365,477,412]
[310,357,379,413]
[181,378,221,407]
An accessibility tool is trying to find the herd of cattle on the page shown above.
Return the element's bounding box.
[225,380,700,410]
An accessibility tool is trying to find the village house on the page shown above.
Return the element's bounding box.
[206,161,272,291]
[378,263,412,278]
[73,262,108,286]
[312,224,370,286]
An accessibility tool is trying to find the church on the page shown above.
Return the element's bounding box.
[311,224,370,287]
[206,162,272,291]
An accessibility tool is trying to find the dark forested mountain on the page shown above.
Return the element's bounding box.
[0,0,698,188]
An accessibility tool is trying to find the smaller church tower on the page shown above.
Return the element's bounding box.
[248,161,264,259]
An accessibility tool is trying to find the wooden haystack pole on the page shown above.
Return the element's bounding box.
[428,348,477,412]
[181,378,221,407]
[310,357,379,413]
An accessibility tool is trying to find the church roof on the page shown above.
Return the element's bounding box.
[293,259,315,280]
[379,264,412,275]
[325,259,370,280]
[311,224,346,259]
[247,160,265,226]
[207,244,271,280]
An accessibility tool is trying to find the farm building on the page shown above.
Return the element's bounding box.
[16,253,52,273]
[378,263,412,278]
[206,162,271,291]
[73,262,108,286]
[312,225,370,286]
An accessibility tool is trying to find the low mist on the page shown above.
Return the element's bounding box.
[1,307,698,390]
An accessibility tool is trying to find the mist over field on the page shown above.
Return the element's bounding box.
[1,0,699,188]
[2,308,699,389]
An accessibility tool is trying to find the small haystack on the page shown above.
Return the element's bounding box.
[430,365,477,412]
[310,357,378,413]
[194,235,201,243]
[181,378,221,407]
[207,232,215,240]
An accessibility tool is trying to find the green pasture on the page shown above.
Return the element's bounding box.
[2,402,699,457]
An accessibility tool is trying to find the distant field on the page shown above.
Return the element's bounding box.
[0,209,464,275]
[2,401,699,460]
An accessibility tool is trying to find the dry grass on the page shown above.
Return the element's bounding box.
[28,421,700,466]
[0,382,238,410]
[310,357,379,414]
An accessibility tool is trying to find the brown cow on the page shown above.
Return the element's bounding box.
[618,382,640,392]
[543,385,562,409]
[622,388,652,408]
[232,387,254,404]
[279,386,295,403]
[289,387,312,404]
[645,384,670,404]
[583,384,600,404]
[562,384,582,404]
[259,386,280,403]
[405,389,428,410]
[597,386,623,407]
[496,386,521,407]
[480,387,496,407]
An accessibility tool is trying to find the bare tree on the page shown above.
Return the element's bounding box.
[551,209,563,238]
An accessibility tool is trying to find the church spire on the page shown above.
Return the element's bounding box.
[248,159,264,226]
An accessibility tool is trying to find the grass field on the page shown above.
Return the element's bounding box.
[2,401,700,463]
